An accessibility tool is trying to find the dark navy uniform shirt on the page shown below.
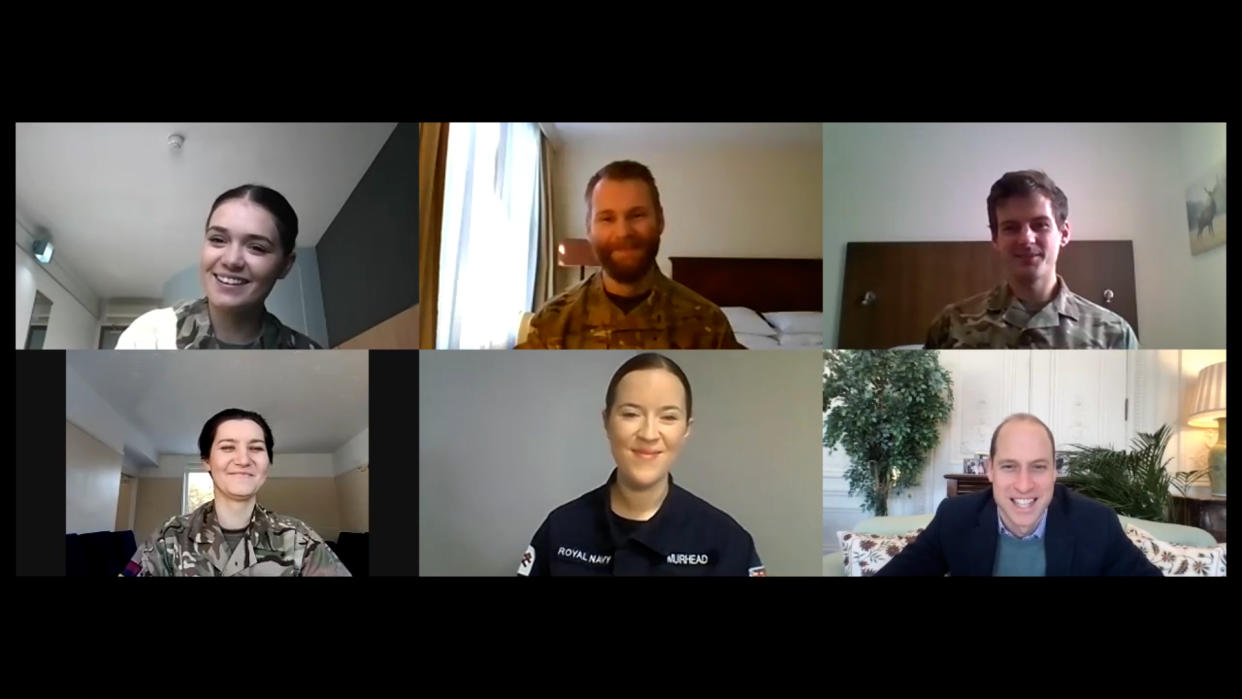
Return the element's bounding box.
[517,470,765,576]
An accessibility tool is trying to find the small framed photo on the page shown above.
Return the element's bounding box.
[1055,452,1071,476]
[963,454,989,475]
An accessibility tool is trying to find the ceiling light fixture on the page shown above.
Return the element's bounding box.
[33,238,54,264]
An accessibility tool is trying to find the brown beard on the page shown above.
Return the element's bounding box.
[594,236,660,285]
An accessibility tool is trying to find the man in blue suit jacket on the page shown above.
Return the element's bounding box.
[877,413,1161,577]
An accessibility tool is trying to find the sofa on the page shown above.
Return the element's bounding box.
[824,514,1221,576]
[326,531,369,576]
[66,530,139,577]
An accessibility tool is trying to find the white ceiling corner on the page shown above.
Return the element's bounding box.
[65,350,369,455]
[15,122,398,300]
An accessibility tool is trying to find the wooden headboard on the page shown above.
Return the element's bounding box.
[669,257,823,313]
[837,241,1138,349]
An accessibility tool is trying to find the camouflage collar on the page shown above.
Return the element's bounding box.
[991,275,1080,328]
[188,500,283,574]
[189,500,279,539]
[174,297,316,349]
[586,265,671,311]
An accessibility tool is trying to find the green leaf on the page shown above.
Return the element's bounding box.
[823,350,954,515]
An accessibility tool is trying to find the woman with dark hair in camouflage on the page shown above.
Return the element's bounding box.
[116,184,322,349]
[122,408,349,576]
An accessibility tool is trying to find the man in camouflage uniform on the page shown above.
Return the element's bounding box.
[516,160,743,350]
[925,170,1138,349]
[122,408,349,576]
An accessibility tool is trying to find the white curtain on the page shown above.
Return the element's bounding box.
[436,123,541,349]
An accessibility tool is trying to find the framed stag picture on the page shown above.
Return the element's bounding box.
[1186,158,1226,256]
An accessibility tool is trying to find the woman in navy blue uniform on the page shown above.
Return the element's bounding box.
[517,352,765,576]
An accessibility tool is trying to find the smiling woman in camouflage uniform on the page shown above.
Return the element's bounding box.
[122,408,349,576]
[116,184,321,349]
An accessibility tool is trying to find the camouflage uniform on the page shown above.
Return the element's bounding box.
[121,501,351,576]
[174,297,322,349]
[516,268,744,349]
[924,276,1139,349]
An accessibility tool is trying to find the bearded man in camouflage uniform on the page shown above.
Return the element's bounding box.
[924,170,1138,349]
[517,160,743,350]
[122,408,349,576]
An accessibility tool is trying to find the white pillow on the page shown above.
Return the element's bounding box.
[735,333,780,350]
[777,333,823,348]
[836,529,925,577]
[721,306,777,337]
[1123,523,1227,576]
[761,311,822,335]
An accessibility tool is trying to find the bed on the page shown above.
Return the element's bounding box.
[669,256,823,350]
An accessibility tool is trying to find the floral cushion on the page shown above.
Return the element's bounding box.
[1124,523,1227,577]
[836,529,924,577]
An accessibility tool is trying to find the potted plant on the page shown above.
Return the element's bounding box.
[1060,425,1209,522]
[823,350,954,516]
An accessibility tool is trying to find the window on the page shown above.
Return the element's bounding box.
[25,325,47,350]
[98,325,127,350]
[436,122,542,349]
[184,472,213,514]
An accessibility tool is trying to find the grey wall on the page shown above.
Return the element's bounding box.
[160,246,329,348]
[418,350,823,576]
[316,122,419,347]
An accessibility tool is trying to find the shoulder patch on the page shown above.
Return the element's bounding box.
[748,565,767,577]
[517,545,535,576]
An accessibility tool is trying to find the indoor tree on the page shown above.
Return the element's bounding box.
[823,350,954,516]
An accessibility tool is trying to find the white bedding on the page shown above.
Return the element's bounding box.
[721,306,777,337]
[762,311,822,335]
[728,307,823,350]
[736,333,781,349]
[777,333,823,348]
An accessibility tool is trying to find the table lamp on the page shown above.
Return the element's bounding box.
[557,238,597,282]
[1188,361,1227,496]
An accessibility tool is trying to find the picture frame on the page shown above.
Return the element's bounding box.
[1055,451,1071,476]
[963,453,990,475]
[1185,158,1226,256]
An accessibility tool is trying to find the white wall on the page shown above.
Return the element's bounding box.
[65,362,159,467]
[420,350,823,576]
[552,142,822,293]
[333,428,369,476]
[159,245,329,347]
[1174,125,1228,348]
[153,452,336,478]
[822,123,1227,349]
[15,243,100,349]
[66,421,123,534]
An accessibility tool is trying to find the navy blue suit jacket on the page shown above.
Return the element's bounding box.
[875,485,1161,576]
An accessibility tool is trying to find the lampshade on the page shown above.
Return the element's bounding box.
[1188,362,1227,428]
[557,238,597,267]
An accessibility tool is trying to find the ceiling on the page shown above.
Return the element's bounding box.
[547,122,822,149]
[15,122,397,300]
[66,350,369,454]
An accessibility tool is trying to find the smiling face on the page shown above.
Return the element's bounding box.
[603,368,692,489]
[204,418,270,502]
[987,418,1056,538]
[588,177,663,285]
[992,193,1070,290]
[200,198,295,312]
